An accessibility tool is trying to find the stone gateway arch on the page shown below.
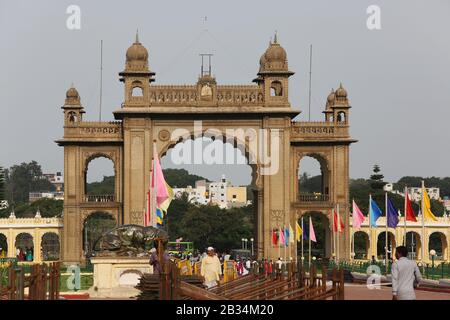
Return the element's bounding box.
[56,34,356,264]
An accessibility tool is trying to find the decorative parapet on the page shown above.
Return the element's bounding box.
[291,121,350,140]
[352,216,450,228]
[0,216,63,228]
[62,121,123,141]
[147,85,264,106]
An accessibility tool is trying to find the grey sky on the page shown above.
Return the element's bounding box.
[1,0,449,186]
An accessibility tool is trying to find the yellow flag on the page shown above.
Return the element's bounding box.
[296,221,302,241]
[422,187,438,221]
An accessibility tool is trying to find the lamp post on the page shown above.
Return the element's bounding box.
[250,238,254,257]
[244,238,248,251]
[430,249,436,268]
[241,238,245,250]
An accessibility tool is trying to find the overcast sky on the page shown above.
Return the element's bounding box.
[1,0,449,186]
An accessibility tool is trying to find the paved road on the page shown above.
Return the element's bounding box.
[344,284,450,300]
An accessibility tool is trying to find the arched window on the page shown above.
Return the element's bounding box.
[337,112,346,123]
[0,233,7,257]
[429,232,447,260]
[131,86,143,97]
[377,231,396,260]
[15,233,34,262]
[41,233,60,261]
[85,156,115,202]
[270,81,283,97]
[298,155,329,202]
[353,231,369,259]
[68,111,77,123]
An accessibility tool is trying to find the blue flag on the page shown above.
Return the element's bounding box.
[302,219,309,240]
[387,196,399,228]
[370,198,382,227]
[284,227,289,247]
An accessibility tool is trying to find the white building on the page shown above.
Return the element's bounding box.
[29,192,64,203]
[172,175,248,209]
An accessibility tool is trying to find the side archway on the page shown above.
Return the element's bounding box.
[353,231,370,260]
[0,233,7,257]
[377,231,396,260]
[15,233,34,262]
[405,231,422,260]
[82,212,117,258]
[41,232,60,261]
[429,232,448,261]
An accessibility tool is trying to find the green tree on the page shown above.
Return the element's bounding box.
[4,161,55,204]
[163,168,208,188]
[86,175,115,195]
[369,164,385,191]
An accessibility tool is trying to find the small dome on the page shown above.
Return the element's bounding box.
[66,86,79,99]
[335,83,348,98]
[126,41,148,63]
[327,89,335,103]
[125,31,149,71]
[65,85,81,105]
[259,34,288,72]
[264,43,287,63]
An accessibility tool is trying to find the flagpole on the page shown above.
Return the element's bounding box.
[421,180,425,272]
[331,210,335,261]
[385,192,388,275]
[278,225,281,260]
[404,186,407,246]
[351,201,355,262]
[284,226,287,264]
[308,218,312,270]
[369,194,372,260]
[337,204,340,263]
[301,217,304,264]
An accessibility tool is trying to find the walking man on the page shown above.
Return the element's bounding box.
[392,246,422,300]
[201,247,222,288]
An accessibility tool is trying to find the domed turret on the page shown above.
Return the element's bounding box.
[259,34,289,72]
[335,83,348,99]
[125,31,149,72]
[65,85,80,105]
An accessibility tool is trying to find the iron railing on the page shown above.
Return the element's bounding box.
[83,194,115,202]
[299,193,330,202]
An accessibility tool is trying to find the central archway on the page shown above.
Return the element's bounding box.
[160,133,258,255]
[377,231,396,260]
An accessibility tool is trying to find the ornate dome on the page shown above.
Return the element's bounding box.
[66,86,79,99]
[327,89,335,103]
[65,85,81,105]
[125,31,149,71]
[259,34,288,72]
[335,83,348,99]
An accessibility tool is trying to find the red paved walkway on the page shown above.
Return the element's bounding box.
[344,284,450,300]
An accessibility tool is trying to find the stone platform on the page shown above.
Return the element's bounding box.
[88,257,152,299]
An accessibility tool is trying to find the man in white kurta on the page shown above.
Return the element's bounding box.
[392,246,422,300]
[201,247,222,288]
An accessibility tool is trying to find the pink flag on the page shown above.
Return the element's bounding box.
[352,200,365,229]
[279,226,285,247]
[152,143,169,207]
[309,217,317,242]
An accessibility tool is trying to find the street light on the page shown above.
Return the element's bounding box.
[241,238,245,250]
[250,238,254,257]
[244,238,248,251]
[430,249,436,268]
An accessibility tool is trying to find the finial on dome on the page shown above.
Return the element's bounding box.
[274,31,278,44]
[135,29,139,43]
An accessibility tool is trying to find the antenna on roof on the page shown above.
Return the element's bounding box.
[199,53,213,77]
[99,39,103,122]
[308,44,313,121]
